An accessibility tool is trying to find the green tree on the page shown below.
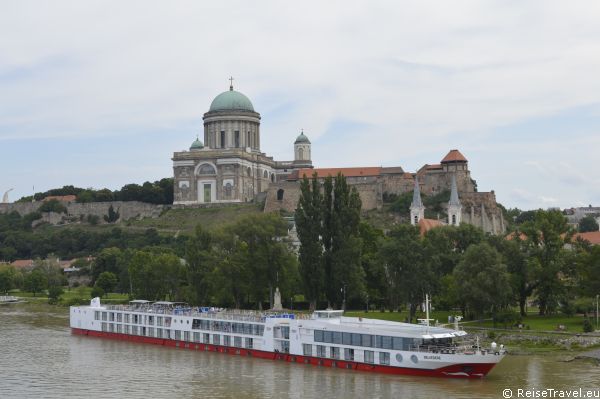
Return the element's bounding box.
[295,173,325,310]
[0,266,18,294]
[23,269,46,297]
[185,225,215,304]
[104,205,120,223]
[579,215,599,233]
[92,248,123,282]
[454,242,513,318]
[521,210,571,315]
[48,285,64,304]
[95,271,118,297]
[38,199,67,214]
[379,224,430,321]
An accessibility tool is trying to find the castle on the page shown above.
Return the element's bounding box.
[172,82,505,234]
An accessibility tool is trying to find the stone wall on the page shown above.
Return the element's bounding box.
[0,201,165,224]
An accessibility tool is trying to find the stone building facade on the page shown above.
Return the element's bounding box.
[172,83,312,205]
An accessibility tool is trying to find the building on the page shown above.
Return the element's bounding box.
[173,81,505,234]
[172,81,312,205]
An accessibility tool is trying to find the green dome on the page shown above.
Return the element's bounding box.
[209,87,254,112]
[190,137,204,150]
[294,132,311,144]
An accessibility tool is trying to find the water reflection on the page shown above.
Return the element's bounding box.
[1,306,598,399]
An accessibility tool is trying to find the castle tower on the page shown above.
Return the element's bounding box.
[293,130,313,168]
[447,174,462,226]
[410,177,425,225]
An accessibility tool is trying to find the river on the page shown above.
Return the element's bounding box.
[0,305,598,399]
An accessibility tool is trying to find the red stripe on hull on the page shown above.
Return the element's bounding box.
[71,328,497,378]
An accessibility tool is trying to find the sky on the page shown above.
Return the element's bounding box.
[1,0,600,210]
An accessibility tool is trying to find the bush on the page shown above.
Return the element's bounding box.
[63,297,87,306]
[90,286,105,298]
[48,285,64,304]
[87,214,100,225]
[583,318,593,333]
[38,199,68,214]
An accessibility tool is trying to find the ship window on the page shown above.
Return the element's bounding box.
[351,333,361,346]
[314,330,324,342]
[380,336,392,349]
[148,327,154,337]
[157,317,162,327]
[303,344,312,356]
[392,337,403,350]
[323,331,333,343]
[109,312,115,321]
[184,331,190,341]
[175,330,181,340]
[117,313,122,322]
[224,335,231,346]
[245,338,253,349]
[342,332,351,345]
[203,333,210,344]
[234,336,242,347]
[364,350,375,364]
[94,311,100,321]
[116,324,122,334]
[316,345,326,357]
[132,326,138,335]
[109,323,115,332]
[379,352,390,365]
[344,348,354,361]
[102,312,107,321]
[124,325,130,334]
[332,332,342,344]
[213,334,220,345]
[148,316,154,325]
[193,332,200,342]
[361,334,373,347]
[330,347,340,359]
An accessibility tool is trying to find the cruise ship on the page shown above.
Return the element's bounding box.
[70,298,506,378]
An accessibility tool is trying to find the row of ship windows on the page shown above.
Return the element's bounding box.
[314,330,418,351]
[100,323,254,348]
[192,319,265,337]
[303,344,391,365]
[94,312,266,337]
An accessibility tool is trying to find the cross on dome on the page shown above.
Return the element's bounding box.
[229,76,234,91]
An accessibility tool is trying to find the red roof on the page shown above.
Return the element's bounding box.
[297,167,382,179]
[426,164,443,170]
[418,218,444,236]
[441,149,467,163]
[573,231,600,245]
[10,259,35,269]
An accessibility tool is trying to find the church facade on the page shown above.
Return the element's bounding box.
[172,82,505,234]
[172,82,312,205]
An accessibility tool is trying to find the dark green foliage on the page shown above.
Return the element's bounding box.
[90,286,105,298]
[454,242,513,318]
[95,271,118,296]
[23,269,46,297]
[20,179,174,205]
[48,285,64,304]
[583,318,593,333]
[389,189,450,219]
[579,215,599,233]
[103,205,120,223]
[0,266,18,294]
[87,214,100,225]
[389,192,413,215]
[38,199,67,214]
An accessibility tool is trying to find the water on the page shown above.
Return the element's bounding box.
[1,305,598,399]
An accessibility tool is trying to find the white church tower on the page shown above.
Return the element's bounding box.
[448,174,462,226]
[410,177,425,225]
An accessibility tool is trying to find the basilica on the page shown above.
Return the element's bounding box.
[172,82,506,234]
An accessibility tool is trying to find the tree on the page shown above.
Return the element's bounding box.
[379,224,430,321]
[38,199,67,214]
[521,210,571,315]
[92,248,123,282]
[0,266,18,294]
[95,271,118,297]
[48,285,64,304]
[185,225,215,305]
[295,173,325,311]
[104,205,120,223]
[454,242,513,318]
[579,215,599,233]
[23,270,46,297]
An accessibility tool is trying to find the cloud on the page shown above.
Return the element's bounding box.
[1,1,600,208]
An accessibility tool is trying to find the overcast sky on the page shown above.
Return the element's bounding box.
[1,1,599,209]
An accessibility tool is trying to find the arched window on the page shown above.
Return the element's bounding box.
[298,147,304,160]
[452,214,457,225]
[225,183,232,198]
[271,173,275,183]
[414,215,419,224]
[197,163,216,175]
[263,170,268,178]
[277,189,284,201]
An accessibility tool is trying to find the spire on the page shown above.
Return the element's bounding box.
[411,177,423,208]
[229,76,234,91]
[449,174,461,206]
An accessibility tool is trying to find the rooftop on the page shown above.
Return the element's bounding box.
[441,149,468,163]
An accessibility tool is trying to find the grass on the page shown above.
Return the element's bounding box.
[9,287,130,305]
